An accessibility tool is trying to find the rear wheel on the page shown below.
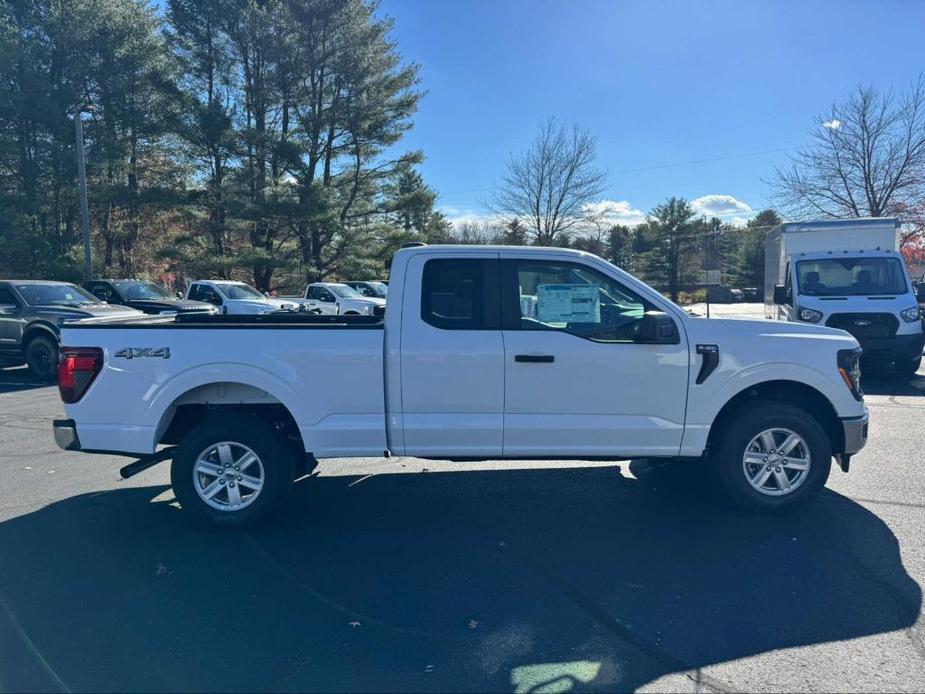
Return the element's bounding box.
[25,335,58,381]
[895,356,922,376]
[171,414,296,527]
[711,402,831,512]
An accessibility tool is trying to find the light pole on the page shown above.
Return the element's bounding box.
[75,108,92,282]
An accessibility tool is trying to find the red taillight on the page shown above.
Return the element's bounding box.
[58,347,103,404]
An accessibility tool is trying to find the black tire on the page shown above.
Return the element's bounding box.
[895,356,922,376]
[710,402,832,513]
[25,334,58,381]
[171,414,296,528]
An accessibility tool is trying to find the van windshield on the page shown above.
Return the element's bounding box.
[796,258,908,296]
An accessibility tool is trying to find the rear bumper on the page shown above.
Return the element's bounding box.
[53,418,81,451]
[841,410,869,455]
[857,332,925,362]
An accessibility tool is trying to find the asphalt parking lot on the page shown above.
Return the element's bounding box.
[0,337,923,691]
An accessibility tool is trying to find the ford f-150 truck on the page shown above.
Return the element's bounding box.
[53,245,869,527]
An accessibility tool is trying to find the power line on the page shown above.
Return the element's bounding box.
[436,146,798,199]
[612,147,797,175]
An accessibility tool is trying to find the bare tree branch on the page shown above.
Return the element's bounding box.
[490,118,606,245]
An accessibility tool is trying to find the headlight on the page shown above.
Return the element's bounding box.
[798,306,823,323]
[900,306,921,323]
[364,304,374,315]
[837,348,863,401]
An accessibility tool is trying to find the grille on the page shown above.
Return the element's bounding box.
[373,305,386,319]
[826,313,898,340]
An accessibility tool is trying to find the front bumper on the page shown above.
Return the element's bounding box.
[857,332,925,362]
[841,410,869,455]
[53,418,81,451]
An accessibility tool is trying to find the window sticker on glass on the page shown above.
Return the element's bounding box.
[536,284,600,323]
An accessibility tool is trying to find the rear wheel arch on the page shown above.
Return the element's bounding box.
[155,381,307,456]
[706,379,844,455]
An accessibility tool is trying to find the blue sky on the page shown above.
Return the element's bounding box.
[378,0,925,227]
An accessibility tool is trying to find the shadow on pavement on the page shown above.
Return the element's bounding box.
[860,362,925,397]
[0,461,919,692]
[0,366,52,395]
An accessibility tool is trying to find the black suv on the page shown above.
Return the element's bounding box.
[83,279,217,316]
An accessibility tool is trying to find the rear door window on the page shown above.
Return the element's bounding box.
[420,259,499,330]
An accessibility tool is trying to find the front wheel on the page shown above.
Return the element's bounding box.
[711,402,831,512]
[25,335,58,381]
[895,356,922,376]
[171,414,296,527]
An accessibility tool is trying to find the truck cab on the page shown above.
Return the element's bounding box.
[766,219,924,374]
[304,282,385,316]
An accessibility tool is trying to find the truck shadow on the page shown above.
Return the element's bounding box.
[0,462,919,692]
[860,361,925,396]
[0,365,52,394]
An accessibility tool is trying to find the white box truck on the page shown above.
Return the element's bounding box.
[765,218,924,374]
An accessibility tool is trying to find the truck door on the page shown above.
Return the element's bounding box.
[0,284,24,352]
[499,258,689,457]
[399,254,504,456]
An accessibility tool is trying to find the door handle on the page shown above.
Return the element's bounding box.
[514,354,555,363]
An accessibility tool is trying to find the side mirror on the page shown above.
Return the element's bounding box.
[773,285,788,305]
[0,304,18,316]
[636,311,680,344]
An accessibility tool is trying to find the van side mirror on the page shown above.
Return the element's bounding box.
[773,285,788,305]
[636,311,680,344]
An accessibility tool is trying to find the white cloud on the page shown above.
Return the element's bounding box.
[822,118,842,130]
[580,200,647,228]
[690,194,752,220]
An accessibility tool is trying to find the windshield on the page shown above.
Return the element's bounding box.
[15,283,101,307]
[113,281,173,300]
[330,284,362,298]
[213,282,265,300]
[796,258,908,296]
[369,282,388,297]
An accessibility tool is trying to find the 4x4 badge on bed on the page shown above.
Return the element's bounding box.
[114,347,171,359]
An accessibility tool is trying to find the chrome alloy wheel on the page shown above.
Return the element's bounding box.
[742,428,811,497]
[192,442,265,511]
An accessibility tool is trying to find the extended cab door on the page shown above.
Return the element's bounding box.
[500,257,689,457]
[0,283,24,352]
[399,253,504,456]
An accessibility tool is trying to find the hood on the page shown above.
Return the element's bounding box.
[125,298,216,314]
[34,303,143,320]
[342,296,385,307]
[691,316,859,347]
[265,298,298,310]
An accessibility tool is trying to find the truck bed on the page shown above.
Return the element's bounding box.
[64,312,384,330]
[59,315,387,458]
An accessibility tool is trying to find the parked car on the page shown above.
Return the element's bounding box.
[54,244,868,527]
[0,280,142,379]
[84,279,217,316]
[304,282,386,316]
[741,287,761,302]
[344,280,388,299]
[766,218,924,375]
[186,280,297,314]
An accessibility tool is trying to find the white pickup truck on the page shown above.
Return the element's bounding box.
[54,245,869,527]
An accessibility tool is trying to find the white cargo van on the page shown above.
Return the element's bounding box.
[765,218,924,374]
